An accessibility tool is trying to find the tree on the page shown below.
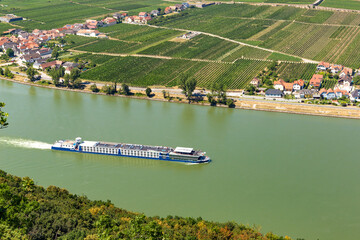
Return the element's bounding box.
[121,83,130,95]
[51,49,59,59]
[145,87,152,97]
[178,75,197,101]
[90,84,99,92]
[73,79,82,89]
[63,74,70,87]
[226,98,235,108]
[70,68,80,82]
[6,48,14,58]
[4,67,13,79]
[185,78,197,101]
[0,67,3,75]
[49,68,61,86]
[0,102,8,129]
[102,85,115,95]
[26,67,37,82]
[211,82,227,104]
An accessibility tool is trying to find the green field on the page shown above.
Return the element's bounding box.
[79,54,270,89]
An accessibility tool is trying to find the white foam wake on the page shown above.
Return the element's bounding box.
[0,137,52,150]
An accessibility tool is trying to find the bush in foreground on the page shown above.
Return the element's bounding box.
[0,170,292,240]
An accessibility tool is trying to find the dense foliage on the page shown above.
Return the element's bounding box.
[0,170,291,240]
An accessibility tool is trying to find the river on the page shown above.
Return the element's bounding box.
[0,79,359,240]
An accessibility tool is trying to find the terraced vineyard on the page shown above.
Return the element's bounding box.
[139,35,239,60]
[276,62,317,81]
[80,55,270,89]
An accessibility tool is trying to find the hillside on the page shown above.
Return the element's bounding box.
[0,169,290,239]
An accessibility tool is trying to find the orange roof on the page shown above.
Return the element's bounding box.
[318,61,330,68]
[319,88,327,94]
[283,82,294,91]
[274,79,285,86]
[310,74,323,86]
[294,79,305,87]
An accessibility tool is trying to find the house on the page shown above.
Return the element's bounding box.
[139,12,148,18]
[283,82,294,93]
[40,60,63,70]
[175,4,185,11]
[113,13,127,20]
[150,10,160,16]
[250,77,261,87]
[337,75,352,92]
[182,2,190,8]
[350,90,360,102]
[76,29,100,37]
[317,61,330,71]
[19,53,41,63]
[329,64,343,74]
[86,20,101,29]
[320,88,336,99]
[63,62,79,68]
[309,74,323,88]
[164,7,172,14]
[124,16,135,23]
[102,17,117,27]
[36,48,52,57]
[0,14,23,23]
[299,89,319,99]
[334,88,349,99]
[339,67,353,78]
[265,89,283,98]
[273,79,285,91]
[293,79,305,91]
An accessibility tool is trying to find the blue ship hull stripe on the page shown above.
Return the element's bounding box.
[51,147,211,164]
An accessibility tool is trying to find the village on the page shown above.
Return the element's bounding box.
[0,2,214,79]
[248,61,360,104]
[0,2,359,107]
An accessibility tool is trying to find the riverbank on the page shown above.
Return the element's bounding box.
[2,76,360,119]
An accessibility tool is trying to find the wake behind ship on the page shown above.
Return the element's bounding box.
[51,137,211,164]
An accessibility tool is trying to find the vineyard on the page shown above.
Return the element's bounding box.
[276,62,317,81]
[321,0,360,10]
[79,55,270,89]
[221,46,272,62]
[139,35,238,60]
[321,79,337,89]
[1,1,111,30]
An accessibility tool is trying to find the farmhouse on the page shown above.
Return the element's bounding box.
[150,10,160,16]
[77,29,100,37]
[317,61,330,71]
[102,17,117,27]
[40,60,63,70]
[0,14,23,23]
[250,77,261,87]
[292,79,304,91]
[273,79,285,91]
[309,74,323,88]
[19,53,41,63]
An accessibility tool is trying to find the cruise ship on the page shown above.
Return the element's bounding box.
[51,137,211,164]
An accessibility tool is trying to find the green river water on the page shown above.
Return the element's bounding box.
[0,79,359,239]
